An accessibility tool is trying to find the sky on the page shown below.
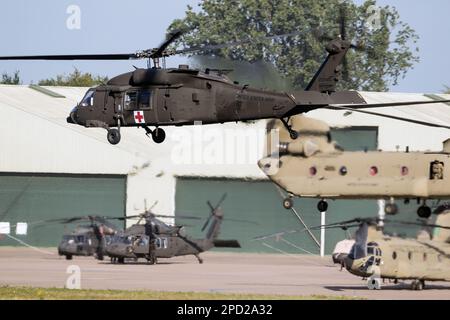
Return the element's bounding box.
[0,0,449,93]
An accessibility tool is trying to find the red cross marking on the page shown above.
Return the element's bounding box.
[134,111,144,123]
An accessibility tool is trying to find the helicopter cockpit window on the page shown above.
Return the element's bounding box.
[80,90,95,107]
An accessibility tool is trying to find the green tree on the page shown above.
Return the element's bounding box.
[38,68,108,87]
[1,71,21,85]
[169,0,419,91]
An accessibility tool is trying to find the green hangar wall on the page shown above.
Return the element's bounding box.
[0,174,126,247]
[175,127,424,255]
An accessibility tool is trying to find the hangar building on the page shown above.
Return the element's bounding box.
[0,84,449,254]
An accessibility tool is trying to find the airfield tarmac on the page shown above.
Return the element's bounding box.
[0,247,449,300]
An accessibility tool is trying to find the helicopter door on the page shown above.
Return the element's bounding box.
[124,89,156,124]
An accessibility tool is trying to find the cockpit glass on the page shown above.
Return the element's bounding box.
[112,235,132,244]
[63,235,85,243]
[80,90,95,107]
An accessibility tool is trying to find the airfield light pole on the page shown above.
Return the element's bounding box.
[320,210,326,257]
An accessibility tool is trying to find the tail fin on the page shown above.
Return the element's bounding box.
[432,211,450,243]
[305,39,351,93]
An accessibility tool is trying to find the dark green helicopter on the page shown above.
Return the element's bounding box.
[106,194,243,265]
[55,215,123,261]
[2,17,449,145]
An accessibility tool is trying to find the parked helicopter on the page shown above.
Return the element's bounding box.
[332,214,450,290]
[1,21,449,145]
[259,115,450,219]
[106,195,242,264]
[255,212,450,290]
[54,215,122,260]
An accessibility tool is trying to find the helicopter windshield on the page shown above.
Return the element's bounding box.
[63,235,85,243]
[80,89,95,107]
[112,235,133,245]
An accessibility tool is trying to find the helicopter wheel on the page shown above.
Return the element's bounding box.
[65,255,73,260]
[283,198,294,210]
[417,206,432,219]
[289,130,299,140]
[385,203,399,216]
[107,128,121,145]
[317,200,328,212]
[411,280,425,291]
[367,278,382,290]
[152,128,166,144]
[117,257,125,264]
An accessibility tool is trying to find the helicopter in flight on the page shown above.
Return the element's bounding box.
[259,115,450,219]
[1,20,449,145]
[105,195,242,264]
[53,215,122,261]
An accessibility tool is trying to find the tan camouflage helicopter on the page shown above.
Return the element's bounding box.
[259,115,450,219]
[255,208,450,290]
[331,209,450,290]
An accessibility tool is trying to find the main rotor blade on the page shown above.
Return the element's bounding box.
[174,31,304,55]
[327,99,450,110]
[152,30,183,58]
[384,219,450,230]
[325,105,450,130]
[0,54,139,61]
[154,213,202,220]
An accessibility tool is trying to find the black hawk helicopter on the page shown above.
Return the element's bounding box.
[54,215,122,261]
[105,194,243,264]
[2,16,449,145]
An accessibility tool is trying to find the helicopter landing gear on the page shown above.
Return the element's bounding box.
[281,118,298,140]
[283,197,294,210]
[195,254,204,264]
[146,255,157,265]
[411,279,425,291]
[107,128,121,145]
[143,125,166,144]
[65,255,73,260]
[367,278,382,290]
[117,257,125,264]
[417,205,432,219]
[317,200,328,212]
[385,203,399,216]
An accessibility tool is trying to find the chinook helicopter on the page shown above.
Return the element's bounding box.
[1,19,449,145]
[52,215,122,261]
[106,195,242,264]
[330,213,450,290]
[259,115,450,219]
[255,210,450,290]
